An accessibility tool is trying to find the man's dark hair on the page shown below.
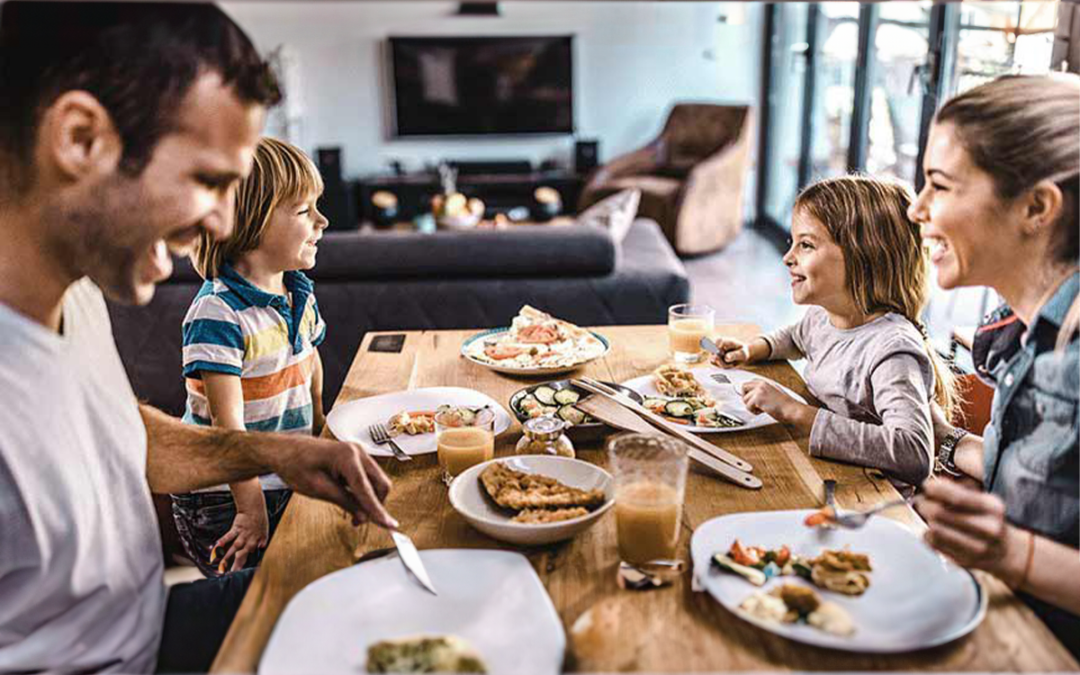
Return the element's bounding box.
[0,2,282,189]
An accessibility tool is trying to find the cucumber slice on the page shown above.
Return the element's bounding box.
[712,554,767,586]
[534,386,558,405]
[643,397,669,412]
[557,405,587,426]
[665,400,694,418]
[553,389,580,405]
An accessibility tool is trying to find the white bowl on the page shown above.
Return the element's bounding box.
[448,456,614,546]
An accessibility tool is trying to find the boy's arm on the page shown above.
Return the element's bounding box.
[202,372,268,569]
[141,405,397,529]
[310,349,325,436]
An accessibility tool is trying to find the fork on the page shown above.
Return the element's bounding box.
[708,371,734,386]
[828,498,911,529]
[367,423,412,462]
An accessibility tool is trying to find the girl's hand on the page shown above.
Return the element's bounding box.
[709,338,752,367]
[740,379,816,433]
[213,507,270,573]
[914,478,1025,579]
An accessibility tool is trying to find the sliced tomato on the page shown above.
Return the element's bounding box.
[773,545,791,566]
[517,324,560,344]
[803,506,836,527]
[484,344,526,360]
[728,539,760,567]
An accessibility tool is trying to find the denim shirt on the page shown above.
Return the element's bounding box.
[980,273,1079,550]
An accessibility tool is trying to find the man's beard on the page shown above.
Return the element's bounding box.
[49,175,159,305]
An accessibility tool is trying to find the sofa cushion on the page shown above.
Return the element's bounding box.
[576,189,641,244]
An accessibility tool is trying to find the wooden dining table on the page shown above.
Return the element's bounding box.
[211,324,1078,673]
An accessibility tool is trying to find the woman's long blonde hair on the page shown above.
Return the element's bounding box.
[191,136,323,279]
[795,175,959,419]
[935,74,1080,350]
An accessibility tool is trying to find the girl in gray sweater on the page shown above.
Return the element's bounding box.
[713,176,958,487]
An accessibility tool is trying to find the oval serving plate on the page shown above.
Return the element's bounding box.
[508,380,643,443]
[461,327,610,377]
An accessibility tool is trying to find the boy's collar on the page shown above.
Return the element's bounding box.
[219,263,313,308]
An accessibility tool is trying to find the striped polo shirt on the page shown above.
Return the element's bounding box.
[181,263,325,491]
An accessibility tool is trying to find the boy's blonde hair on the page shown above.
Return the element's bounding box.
[794,175,959,420]
[191,136,324,279]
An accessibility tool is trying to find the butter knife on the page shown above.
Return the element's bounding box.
[390,530,438,595]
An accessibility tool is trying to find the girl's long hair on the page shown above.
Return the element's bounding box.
[795,175,959,420]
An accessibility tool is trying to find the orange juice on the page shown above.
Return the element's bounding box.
[668,318,710,357]
[615,481,682,564]
[437,426,494,477]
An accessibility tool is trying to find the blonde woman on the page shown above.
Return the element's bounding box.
[711,175,957,489]
[908,74,1079,656]
[172,137,330,577]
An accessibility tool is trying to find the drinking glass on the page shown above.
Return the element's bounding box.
[668,303,715,364]
[607,433,689,566]
[435,407,495,485]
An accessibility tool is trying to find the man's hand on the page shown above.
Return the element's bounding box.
[914,478,1023,578]
[264,435,397,530]
[214,508,269,573]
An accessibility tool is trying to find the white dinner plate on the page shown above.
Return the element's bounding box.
[461,327,611,376]
[620,365,807,433]
[326,386,512,457]
[259,549,566,675]
[690,509,986,653]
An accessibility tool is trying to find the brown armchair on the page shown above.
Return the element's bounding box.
[578,103,753,256]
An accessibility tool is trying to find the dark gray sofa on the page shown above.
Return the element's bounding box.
[108,218,689,415]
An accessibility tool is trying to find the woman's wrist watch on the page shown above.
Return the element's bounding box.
[935,427,968,478]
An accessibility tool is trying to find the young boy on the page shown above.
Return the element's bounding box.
[173,137,329,576]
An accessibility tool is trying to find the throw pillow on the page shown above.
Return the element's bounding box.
[577,189,641,243]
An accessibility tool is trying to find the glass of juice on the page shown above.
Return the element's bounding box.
[668,303,715,364]
[435,407,496,485]
[608,433,689,566]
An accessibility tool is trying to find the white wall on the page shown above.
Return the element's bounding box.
[222,2,762,179]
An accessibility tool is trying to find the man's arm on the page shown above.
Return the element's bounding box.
[141,404,397,529]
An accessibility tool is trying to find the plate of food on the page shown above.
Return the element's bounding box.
[449,456,614,546]
[690,509,986,653]
[259,548,565,675]
[326,387,513,458]
[619,364,807,433]
[508,380,643,443]
[461,306,610,376]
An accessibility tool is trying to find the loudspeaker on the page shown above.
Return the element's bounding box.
[574,140,599,174]
[320,180,358,231]
[316,147,343,185]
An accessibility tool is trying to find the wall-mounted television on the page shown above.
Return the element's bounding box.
[389,36,574,137]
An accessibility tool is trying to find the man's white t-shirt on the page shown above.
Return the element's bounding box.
[0,279,166,673]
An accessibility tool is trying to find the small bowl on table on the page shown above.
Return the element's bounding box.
[448,455,614,546]
[508,379,643,444]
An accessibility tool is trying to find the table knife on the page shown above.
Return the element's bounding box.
[390,530,438,595]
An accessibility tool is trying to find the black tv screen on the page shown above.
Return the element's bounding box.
[389,36,574,136]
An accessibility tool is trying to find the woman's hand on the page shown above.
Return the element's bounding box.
[213,506,270,573]
[740,379,817,433]
[708,337,753,367]
[914,478,1027,580]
